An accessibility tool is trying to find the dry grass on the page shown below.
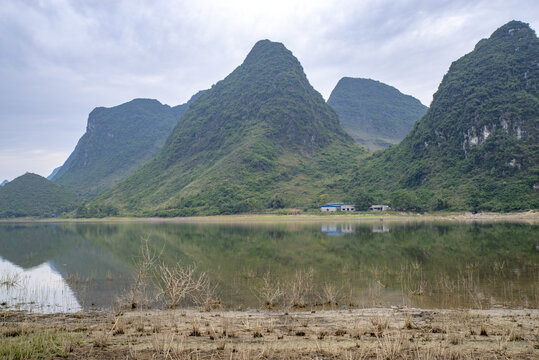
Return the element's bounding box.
[370,313,392,337]
[1,308,537,359]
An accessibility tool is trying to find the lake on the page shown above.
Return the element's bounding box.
[0,220,537,313]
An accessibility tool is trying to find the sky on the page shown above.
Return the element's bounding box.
[1,0,538,182]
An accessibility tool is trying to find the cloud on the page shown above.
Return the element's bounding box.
[0,0,538,180]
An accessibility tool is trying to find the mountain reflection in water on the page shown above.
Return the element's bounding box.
[0,257,81,313]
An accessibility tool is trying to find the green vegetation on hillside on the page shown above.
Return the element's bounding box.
[0,173,81,217]
[91,40,366,216]
[53,96,199,198]
[328,77,428,150]
[348,21,539,212]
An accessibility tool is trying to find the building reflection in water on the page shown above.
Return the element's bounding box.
[321,223,391,235]
[321,223,356,236]
[371,223,390,233]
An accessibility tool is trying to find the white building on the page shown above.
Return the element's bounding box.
[369,205,390,211]
[321,203,356,212]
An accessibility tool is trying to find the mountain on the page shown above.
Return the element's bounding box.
[92,40,365,216]
[52,94,201,197]
[348,20,539,211]
[47,166,61,180]
[328,77,428,150]
[0,173,81,217]
[0,180,7,186]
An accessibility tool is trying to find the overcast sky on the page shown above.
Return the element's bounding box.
[1,0,537,182]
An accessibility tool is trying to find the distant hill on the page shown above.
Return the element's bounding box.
[53,94,202,197]
[0,180,7,186]
[0,173,81,217]
[91,40,365,216]
[328,77,428,150]
[348,20,539,211]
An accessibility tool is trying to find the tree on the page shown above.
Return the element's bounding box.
[319,194,329,205]
[352,191,374,211]
[390,190,418,211]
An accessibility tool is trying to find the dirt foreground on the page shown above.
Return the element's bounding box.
[1,307,538,359]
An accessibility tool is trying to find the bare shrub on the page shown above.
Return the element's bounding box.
[284,268,314,309]
[253,271,283,309]
[200,281,221,311]
[319,282,341,307]
[156,263,210,309]
[121,238,216,311]
[126,238,160,309]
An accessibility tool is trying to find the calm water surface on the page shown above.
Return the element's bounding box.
[0,221,537,313]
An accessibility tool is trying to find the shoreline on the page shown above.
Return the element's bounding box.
[2,307,538,359]
[0,210,537,224]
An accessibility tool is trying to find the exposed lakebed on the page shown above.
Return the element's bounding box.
[0,220,537,313]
